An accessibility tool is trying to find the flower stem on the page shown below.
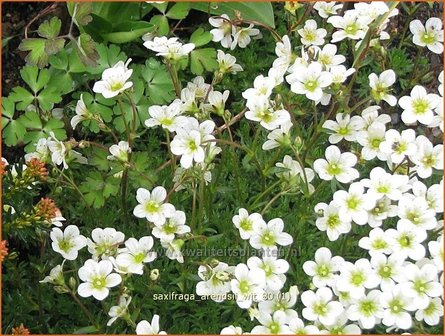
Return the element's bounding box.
[68,290,99,330]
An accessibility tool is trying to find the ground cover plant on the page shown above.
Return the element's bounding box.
[1,1,444,334]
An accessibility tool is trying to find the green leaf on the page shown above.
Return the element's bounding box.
[139,59,175,105]
[190,48,218,75]
[9,86,34,111]
[191,2,275,28]
[20,111,42,129]
[152,2,169,14]
[18,38,49,68]
[76,33,99,66]
[44,37,65,55]
[149,15,169,36]
[166,2,190,20]
[79,172,120,208]
[20,65,49,93]
[70,2,93,26]
[103,21,153,44]
[190,28,213,47]
[1,98,26,146]
[37,17,62,39]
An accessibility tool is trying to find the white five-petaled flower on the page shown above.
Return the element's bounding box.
[145,101,187,132]
[247,256,289,291]
[71,94,92,129]
[410,18,444,54]
[301,287,344,325]
[314,44,346,70]
[231,263,266,309]
[50,225,87,260]
[368,69,397,106]
[107,141,131,162]
[115,236,156,275]
[249,217,293,251]
[136,315,167,335]
[322,112,364,144]
[107,295,132,326]
[399,85,441,125]
[379,128,417,164]
[196,262,234,302]
[262,123,292,150]
[347,290,384,329]
[93,59,133,99]
[133,187,175,225]
[409,135,443,178]
[314,2,342,19]
[380,284,416,329]
[303,247,344,288]
[216,50,243,74]
[314,201,352,241]
[78,259,122,300]
[87,227,125,260]
[245,100,291,131]
[232,208,264,240]
[231,24,261,50]
[144,36,194,61]
[336,258,379,299]
[298,19,327,46]
[313,145,359,183]
[328,11,371,42]
[250,311,292,334]
[286,62,333,101]
[152,210,190,242]
[209,14,233,48]
[361,167,410,201]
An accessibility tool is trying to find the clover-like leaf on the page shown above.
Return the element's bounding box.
[166,2,190,20]
[18,38,49,68]
[190,48,218,75]
[1,97,26,146]
[79,171,120,208]
[190,28,213,47]
[139,59,175,105]
[37,17,62,39]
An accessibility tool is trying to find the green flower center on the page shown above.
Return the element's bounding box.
[371,137,382,149]
[372,83,388,101]
[58,239,74,253]
[424,301,438,316]
[163,221,177,234]
[261,231,276,246]
[327,214,340,229]
[392,141,407,154]
[188,139,198,151]
[413,279,428,294]
[338,127,350,136]
[145,200,160,213]
[406,211,421,225]
[372,238,388,251]
[133,252,146,264]
[389,298,404,314]
[421,154,436,167]
[302,29,317,42]
[269,322,280,334]
[421,32,436,44]
[92,276,106,289]
[239,218,253,231]
[346,196,361,210]
[359,299,377,316]
[327,163,342,175]
[313,302,328,315]
[350,271,365,286]
[111,82,124,92]
[377,184,389,194]
[398,233,412,248]
[304,80,318,92]
[239,280,251,294]
[378,265,393,278]
[319,54,332,66]
[263,264,274,277]
[161,118,173,126]
[412,99,429,114]
[316,264,331,278]
[345,23,359,35]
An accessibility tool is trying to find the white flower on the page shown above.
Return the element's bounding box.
[145,101,186,132]
[410,18,444,54]
[247,256,289,291]
[50,225,87,260]
[428,235,444,271]
[258,286,299,321]
[230,263,266,309]
[133,187,176,225]
[301,287,343,325]
[220,326,243,335]
[275,155,315,191]
[399,263,442,309]
[347,290,384,329]
[93,59,133,99]
[245,100,291,131]
[361,167,410,201]
[359,227,392,257]
[196,262,234,302]
[313,145,359,183]
[330,65,355,83]
[87,228,125,260]
[380,284,416,329]
[336,259,379,299]
[249,217,293,250]
[144,36,194,61]
[356,123,387,161]
[322,313,361,334]
[314,44,345,70]
[430,98,444,131]
[187,76,210,99]
[314,201,351,241]
[262,123,292,150]
[314,2,342,19]
[24,138,50,162]
[386,221,427,261]
[251,311,291,334]
[161,238,184,263]
[136,315,167,335]
[397,194,437,230]
[328,11,371,42]
[399,85,440,125]
[370,253,404,291]
[415,297,444,326]
[232,208,263,240]
[288,318,321,334]
[107,141,131,162]
[115,236,156,275]
[152,210,190,242]
[242,75,276,102]
[322,112,364,144]
[303,247,344,288]
[40,263,65,285]
[360,105,391,129]
[209,14,233,48]
[286,62,333,101]
[77,259,122,300]
[71,94,92,129]
[298,19,327,46]
[107,295,132,326]
[409,135,443,178]
[379,128,417,164]
[217,50,243,74]
[206,90,230,116]
[368,70,397,106]
[231,24,260,50]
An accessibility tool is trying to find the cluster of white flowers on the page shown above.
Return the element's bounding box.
[209,14,261,50]
[144,36,195,62]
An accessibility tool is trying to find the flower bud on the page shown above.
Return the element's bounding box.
[150,269,160,281]
[69,277,77,290]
